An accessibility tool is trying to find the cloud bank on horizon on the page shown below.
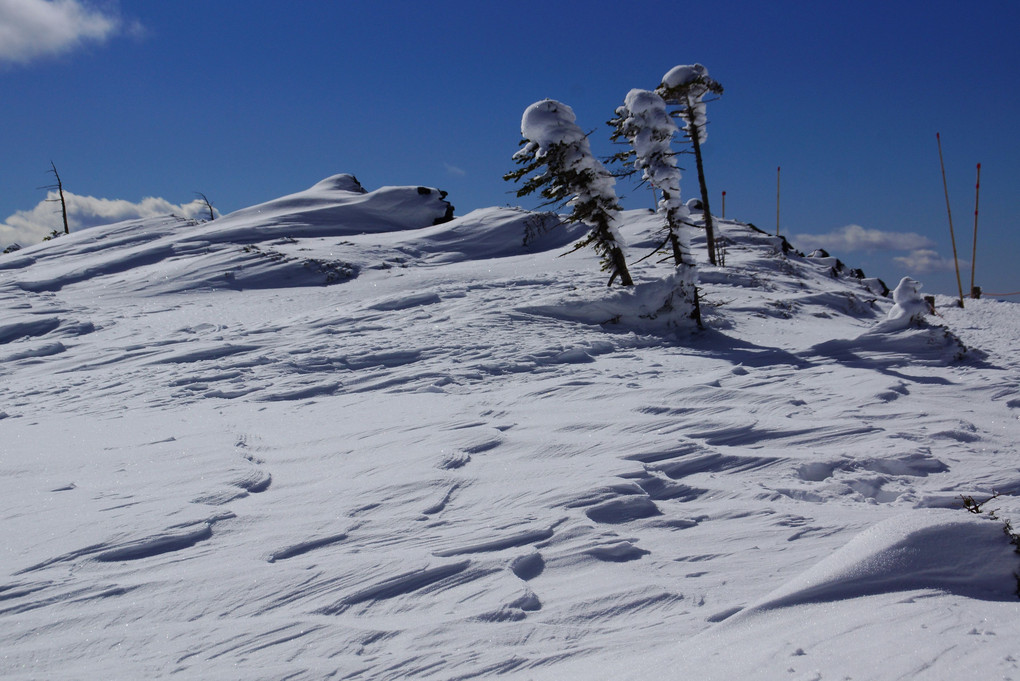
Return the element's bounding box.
[0,0,136,65]
[892,248,964,274]
[793,224,957,274]
[794,224,934,254]
[1,192,217,246]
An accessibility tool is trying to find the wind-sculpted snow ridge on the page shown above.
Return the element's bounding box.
[737,509,1019,611]
[610,510,1020,681]
[1,179,1019,680]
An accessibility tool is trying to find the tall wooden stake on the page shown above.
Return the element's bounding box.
[970,163,981,297]
[936,133,965,307]
[721,190,726,219]
[776,166,781,236]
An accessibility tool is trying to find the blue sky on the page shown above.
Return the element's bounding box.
[2,0,1017,298]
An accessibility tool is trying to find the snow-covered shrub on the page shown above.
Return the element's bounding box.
[504,99,633,287]
[522,270,705,334]
[609,88,701,327]
[881,277,929,331]
[656,64,723,266]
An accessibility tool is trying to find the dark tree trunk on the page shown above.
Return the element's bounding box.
[668,232,683,267]
[687,123,717,266]
[50,162,69,235]
[595,214,633,287]
[609,245,634,286]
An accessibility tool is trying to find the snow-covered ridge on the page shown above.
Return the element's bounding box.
[0,176,458,294]
[1,176,1018,680]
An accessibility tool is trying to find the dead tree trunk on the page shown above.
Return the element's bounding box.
[196,192,215,221]
[48,161,69,235]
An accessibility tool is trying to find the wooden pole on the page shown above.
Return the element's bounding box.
[936,133,965,307]
[721,190,726,219]
[970,163,981,297]
[776,166,781,236]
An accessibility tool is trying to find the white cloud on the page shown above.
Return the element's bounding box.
[444,162,466,177]
[793,224,935,254]
[893,249,966,274]
[1,191,217,246]
[0,0,130,65]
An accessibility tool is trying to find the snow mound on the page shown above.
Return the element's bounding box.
[521,272,701,334]
[809,324,971,365]
[739,509,1018,613]
[206,177,454,239]
[400,207,588,262]
[808,276,973,365]
[307,173,367,194]
[617,509,1020,681]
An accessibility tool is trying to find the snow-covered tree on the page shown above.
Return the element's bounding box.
[656,64,723,266]
[609,88,701,325]
[504,99,634,287]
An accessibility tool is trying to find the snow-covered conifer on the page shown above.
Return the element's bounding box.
[609,88,701,325]
[504,99,633,287]
[656,64,723,266]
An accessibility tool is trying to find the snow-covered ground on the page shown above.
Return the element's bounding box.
[2,176,1018,680]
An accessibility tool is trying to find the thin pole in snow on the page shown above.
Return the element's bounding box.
[776,166,781,236]
[936,133,965,308]
[970,163,981,298]
[721,190,726,219]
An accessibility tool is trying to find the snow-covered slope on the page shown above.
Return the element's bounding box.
[1,177,1018,680]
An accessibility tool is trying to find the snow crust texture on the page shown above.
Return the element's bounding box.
[1,177,1019,681]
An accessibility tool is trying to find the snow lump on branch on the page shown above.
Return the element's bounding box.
[657,63,722,145]
[513,99,620,216]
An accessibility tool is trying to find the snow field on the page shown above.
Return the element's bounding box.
[1,177,1019,679]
